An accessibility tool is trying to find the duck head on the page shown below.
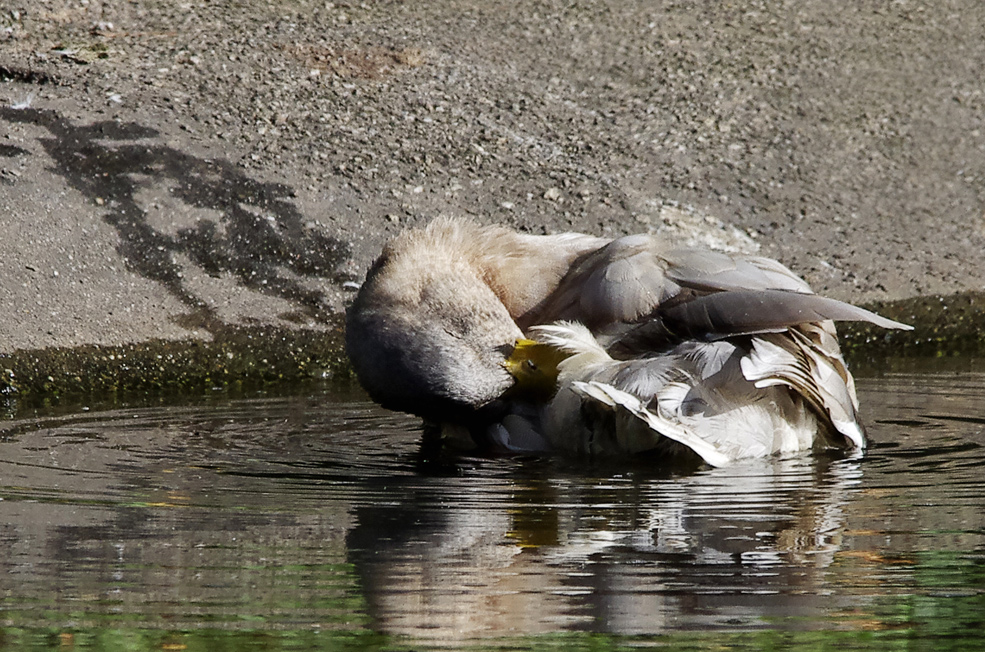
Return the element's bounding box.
[345,243,524,421]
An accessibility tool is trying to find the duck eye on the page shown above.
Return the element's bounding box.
[525,359,538,371]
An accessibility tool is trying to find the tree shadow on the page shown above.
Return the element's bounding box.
[0,107,352,334]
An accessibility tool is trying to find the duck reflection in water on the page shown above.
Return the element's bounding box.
[346,453,865,640]
[346,217,910,465]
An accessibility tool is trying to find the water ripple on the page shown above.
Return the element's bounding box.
[0,364,983,647]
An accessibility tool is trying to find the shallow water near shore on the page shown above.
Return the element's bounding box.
[0,360,983,651]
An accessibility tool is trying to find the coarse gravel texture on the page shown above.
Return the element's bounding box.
[1,0,984,400]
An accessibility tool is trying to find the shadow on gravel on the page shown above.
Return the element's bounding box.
[0,107,352,333]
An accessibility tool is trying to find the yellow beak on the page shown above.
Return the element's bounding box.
[503,338,567,400]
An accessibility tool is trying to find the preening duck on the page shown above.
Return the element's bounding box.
[345,217,911,464]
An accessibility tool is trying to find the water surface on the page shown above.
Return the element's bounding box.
[0,362,983,650]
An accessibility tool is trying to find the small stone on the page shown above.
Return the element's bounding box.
[543,187,561,201]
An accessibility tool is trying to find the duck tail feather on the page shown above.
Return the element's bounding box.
[741,331,866,449]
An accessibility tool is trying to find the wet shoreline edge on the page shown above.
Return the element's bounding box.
[2,292,982,417]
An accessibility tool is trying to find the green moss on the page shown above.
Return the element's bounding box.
[841,291,985,363]
[2,292,983,417]
[0,318,355,416]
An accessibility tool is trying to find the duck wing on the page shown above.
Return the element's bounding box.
[660,289,913,336]
[660,249,813,293]
[529,234,679,328]
[608,288,912,357]
[533,238,910,337]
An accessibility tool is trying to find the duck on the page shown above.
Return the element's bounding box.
[345,217,912,463]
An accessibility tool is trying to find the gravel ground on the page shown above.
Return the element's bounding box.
[1,1,984,398]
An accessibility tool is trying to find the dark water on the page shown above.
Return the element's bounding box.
[0,362,984,651]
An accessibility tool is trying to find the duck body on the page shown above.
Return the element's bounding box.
[530,322,859,467]
[346,218,911,464]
